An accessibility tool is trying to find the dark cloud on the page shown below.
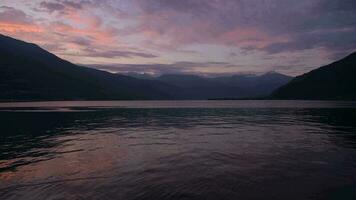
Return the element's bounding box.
[263,27,356,55]
[86,61,241,75]
[316,0,356,12]
[39,2,66,12]
[66,48,158,59]
[61,0,86,9]
[39,0,89,13]
[71,37,92,46]
[88,63,185,74]
[90,50,157,59]
[136,0,214,15]
[0,6,33,24]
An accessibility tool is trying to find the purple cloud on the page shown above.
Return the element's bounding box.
[39,0,90,13]
[0,6,33,24]
[126,0,356,56]
[66,48,158,59]
[39,2,66,13]
[87,61,242,75]
[2,0,356,75]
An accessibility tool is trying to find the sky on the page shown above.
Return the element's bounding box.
[0,0,356,76]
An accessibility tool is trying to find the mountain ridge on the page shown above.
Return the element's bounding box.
[272,51,356,100]
[0,34,174,101]
[3,34,353,101]
[0,34,292,101]
[122,72,293,98]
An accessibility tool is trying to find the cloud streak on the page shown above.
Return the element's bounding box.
[67,49,158,59]
[87,61,253,76]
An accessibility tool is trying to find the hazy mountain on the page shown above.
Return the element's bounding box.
[0,34,174,101]
[213,72,293,97]
[120,72,156,80]
[124,72,293,99]
[272,52,356,100]
[0,34,292,101]
[156,74,249,99]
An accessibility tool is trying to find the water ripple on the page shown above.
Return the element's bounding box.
[0,102,356,199]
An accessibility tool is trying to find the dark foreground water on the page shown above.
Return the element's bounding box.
[0,100,356,200]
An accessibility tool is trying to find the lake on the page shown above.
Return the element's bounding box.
[0,100,356,200]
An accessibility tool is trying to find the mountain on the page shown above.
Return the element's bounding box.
[0,34,292,101]
[0,34,174,101]
[272,52,356,100]
[120,72,156,80]
[124,72,293,99]
[156,74,249,99]
[213,72,292,97]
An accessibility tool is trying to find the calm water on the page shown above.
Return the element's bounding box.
[0,100,356,200]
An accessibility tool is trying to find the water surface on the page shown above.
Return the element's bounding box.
[0,100,356,200]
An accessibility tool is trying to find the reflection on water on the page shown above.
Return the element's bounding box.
[0,101,356,200]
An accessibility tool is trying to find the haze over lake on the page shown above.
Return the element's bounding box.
[1,100,356,200]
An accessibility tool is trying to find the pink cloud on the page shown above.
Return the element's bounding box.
[0,22,43,33]
[0,6,43,34]
[219,28,289,49]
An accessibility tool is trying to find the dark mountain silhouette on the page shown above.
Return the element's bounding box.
[0,34,174,101]
[156,74,249,99]
[124,72,292,99]
[272,52,356,100]
[0,34,292,101]
[121,72,156,80]
[213,72,292,97]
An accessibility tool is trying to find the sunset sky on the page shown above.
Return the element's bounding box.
[1,0,356,76]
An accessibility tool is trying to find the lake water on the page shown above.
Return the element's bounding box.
[0,100,356,200]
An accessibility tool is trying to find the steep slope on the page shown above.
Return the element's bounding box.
[272,52,356,100]
[0,34,173,101]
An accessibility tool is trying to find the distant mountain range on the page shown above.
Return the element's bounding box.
[1,34,355,101]
[0,34,292,101]
[272,52,356,100]
[123,72,292,99]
